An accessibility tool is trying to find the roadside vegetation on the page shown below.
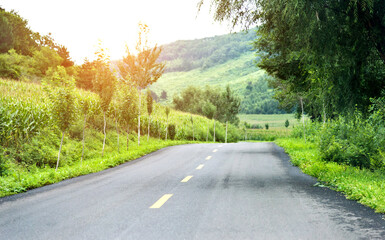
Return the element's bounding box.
[0,77,240,197]
[0,9,241,197]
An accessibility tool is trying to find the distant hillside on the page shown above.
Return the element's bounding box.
[158,30,256,72]
[150,30,286,114]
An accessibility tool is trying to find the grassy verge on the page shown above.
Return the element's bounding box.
[0,139,197,198]
[238,113,301,129]
[275,138,385,213]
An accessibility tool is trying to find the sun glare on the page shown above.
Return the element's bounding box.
[1,0,229,64]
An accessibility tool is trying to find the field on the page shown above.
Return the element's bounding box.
[150,53,266,101]
[0,78,241,197]
[238,114,301,129]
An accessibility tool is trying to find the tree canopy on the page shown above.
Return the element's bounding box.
[173,85,240,125]
[200,0,385,119]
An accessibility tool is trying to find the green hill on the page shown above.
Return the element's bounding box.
[150,30,286,114]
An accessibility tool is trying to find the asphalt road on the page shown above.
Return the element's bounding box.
[0,142,384,239]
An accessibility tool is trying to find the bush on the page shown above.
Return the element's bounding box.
[318,114,384,169]
[0,147,8,176]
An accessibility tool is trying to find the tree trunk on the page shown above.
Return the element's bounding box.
[147,114,151,141]
[225,121,228,143]
[165,116,168,141]
[115,117,119,153]
[138,90,141,146]
[56,131,65,171]
[192,117,194,141]
[81,113,87,164]
[300,97,306,142]
[206,120,209,142]
[213,120,216,143]
[102,111,106,157]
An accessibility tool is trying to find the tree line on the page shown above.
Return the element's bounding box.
[158,29,256,72]
[173,85,240,142]
[200,0,385,121]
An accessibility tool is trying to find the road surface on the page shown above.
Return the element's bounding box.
[0,142,384,239]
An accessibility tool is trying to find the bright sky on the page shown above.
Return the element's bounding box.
[1,0,230,64]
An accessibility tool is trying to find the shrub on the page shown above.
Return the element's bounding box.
[0,147,8,176]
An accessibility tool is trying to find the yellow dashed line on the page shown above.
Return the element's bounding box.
[181,176,193,183]
[196,164,204,170]
[150,194,173,209]
[206,156,212,160]
[213,149,218,152]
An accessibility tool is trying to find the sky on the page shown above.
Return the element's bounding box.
[1,0,231,64]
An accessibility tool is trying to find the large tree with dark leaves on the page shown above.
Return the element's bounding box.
[199,0,385,120]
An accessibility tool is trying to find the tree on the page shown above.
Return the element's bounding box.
[165,106,170,140]
[160,90,167,100]
[1,9,37,56]
[200,0,385,119]
[93,41,116,157]
[202,101,216,142]
[77,93,98,163]
[0,13,13,53]
[57,45,74,67]
[285,119,289,128]
[118,23,165,146]
[146,90,153,141]
[222,85,240,143]
[117,82,138,151]
[76,59,96,90]
[43,66,76,171]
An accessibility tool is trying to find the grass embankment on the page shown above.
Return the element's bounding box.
[0,78,240,197]
[0,139,195,198]
[276,138,385,213]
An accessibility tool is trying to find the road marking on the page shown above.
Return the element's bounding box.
[206,156,212,160]
[219,145,223,148]
[150,194,173,209]
[196,164,204,170]
[181,175,193,182]
[213,149,218,152]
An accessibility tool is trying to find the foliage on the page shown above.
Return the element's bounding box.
[0,12,13,54]
[76,59,96,91]
[0,9,73,81]
[0,9,37,56]
[168,124,176,140]
[158,29,256,72]
[201,0,385,119]
[118,23,165,90]
[285,119,289,128]
[43,66,76,132]
[173,85,240,125]
[276,138,385,213]
[0,77,242,195]
[0,138,196,198]
[239,114,302,131]
[152,51,285,113]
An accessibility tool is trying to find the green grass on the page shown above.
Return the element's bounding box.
[239,113,301,129]
[276,138,385,213]
[0,138,199,197]
[0,77,241,197]
[150,53,266,101]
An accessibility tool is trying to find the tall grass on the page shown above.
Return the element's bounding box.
[0,77,241,196]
